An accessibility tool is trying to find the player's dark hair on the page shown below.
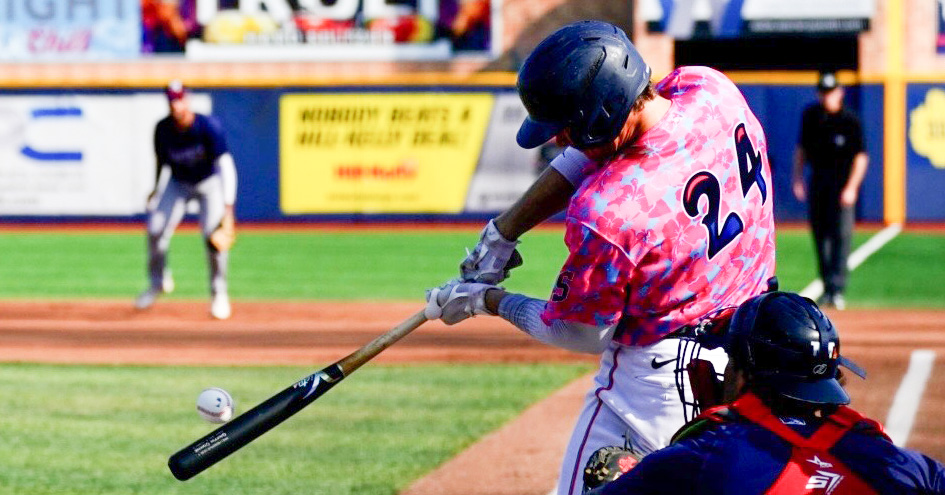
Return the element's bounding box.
[630,82,656,114]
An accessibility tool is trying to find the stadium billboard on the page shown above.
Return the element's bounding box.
[642,0,874,38]
[0,93,210,215]
[0,0,141,59]
[279,92,494,214]
[907,85,945,221]
[144,0,499,61]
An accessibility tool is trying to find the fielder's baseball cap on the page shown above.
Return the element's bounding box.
[817,72,840,92]
[165,80,187,101]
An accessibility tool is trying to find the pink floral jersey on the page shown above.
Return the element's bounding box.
[541,66,777,346]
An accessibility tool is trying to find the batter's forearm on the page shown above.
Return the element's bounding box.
[495,292,614,354]
[493,147,597,240]
[493,167,574,240]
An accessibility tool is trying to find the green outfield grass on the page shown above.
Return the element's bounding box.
[0,225,941,495]
[0,362,591,495]
[0,227,941,306]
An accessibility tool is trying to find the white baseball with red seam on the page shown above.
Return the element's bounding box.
[196,387,235,423]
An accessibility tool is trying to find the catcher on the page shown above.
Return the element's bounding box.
[584,292,945,494]
[135,80,238,320]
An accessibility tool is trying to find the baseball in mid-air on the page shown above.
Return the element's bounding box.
[196,387,235,423]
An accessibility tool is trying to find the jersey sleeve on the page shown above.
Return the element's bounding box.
[154,121,167,166]
[849,113,865,154]
[882,448,945,493]
[915,451,945,492]
[540,223,635,328]
[549,147,602,188]
[205,115,230,160]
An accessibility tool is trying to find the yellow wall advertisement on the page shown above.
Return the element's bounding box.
[280,93,494,214]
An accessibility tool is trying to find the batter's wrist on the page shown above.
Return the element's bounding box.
[491,216,519,242]
[484,288,507,315]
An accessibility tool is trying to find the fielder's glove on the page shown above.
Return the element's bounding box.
[460,219,523,285]
[209,212,236,252]
[424,279,497,325]
[583,445,643,492]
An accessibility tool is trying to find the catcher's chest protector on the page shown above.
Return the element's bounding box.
[732,394,881,495]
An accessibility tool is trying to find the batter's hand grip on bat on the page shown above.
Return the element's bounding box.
[168,310,427,481]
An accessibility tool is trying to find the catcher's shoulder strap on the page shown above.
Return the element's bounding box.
[731,393,892,448]
[671,404,741,444]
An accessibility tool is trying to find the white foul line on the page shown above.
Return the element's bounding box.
[885,350,936,447]
[799,223,903,300]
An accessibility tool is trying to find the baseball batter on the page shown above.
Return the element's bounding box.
[424,21,776,495]
[135,80,237,319]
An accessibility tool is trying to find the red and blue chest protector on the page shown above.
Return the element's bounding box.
[593,392,945,494]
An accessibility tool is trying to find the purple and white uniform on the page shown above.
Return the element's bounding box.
[147,112,235,301]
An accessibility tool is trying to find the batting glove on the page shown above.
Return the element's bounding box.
[460,219,523,285]
[424,280,497,325]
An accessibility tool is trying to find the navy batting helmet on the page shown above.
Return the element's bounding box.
[515,20,651,150]
[725,292,865,406]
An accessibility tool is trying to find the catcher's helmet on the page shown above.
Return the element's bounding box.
[515,20,651,150]
[725,292,865,406]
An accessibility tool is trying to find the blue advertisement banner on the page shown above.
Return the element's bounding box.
[0,84,897,222]
[736,82,884,223]
[906,84,945,221]
[0,0,141,59]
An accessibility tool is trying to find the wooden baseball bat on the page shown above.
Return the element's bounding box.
[168,310,428,481]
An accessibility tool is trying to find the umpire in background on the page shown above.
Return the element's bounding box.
[586,292,945,494]
[793,72,869,310]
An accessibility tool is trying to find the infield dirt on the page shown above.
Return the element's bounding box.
[0,300,942,495]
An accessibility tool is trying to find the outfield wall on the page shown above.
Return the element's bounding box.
[2,79,943,222]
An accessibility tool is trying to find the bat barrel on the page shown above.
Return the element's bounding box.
[169,366,342,481]
[169,386,305,480]
[167,310,426,481]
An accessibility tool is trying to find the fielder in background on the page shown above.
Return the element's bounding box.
[792,71,869,310]
[424,20,776,495]
[135,80,238,320]
[585,292,945,494]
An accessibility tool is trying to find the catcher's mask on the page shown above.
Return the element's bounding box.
[672,307,734,422]
[673,277,783,421]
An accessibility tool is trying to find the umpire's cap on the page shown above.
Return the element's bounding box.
[725,292,865,406]
[515,20,651,150]
[817,71,840,92]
